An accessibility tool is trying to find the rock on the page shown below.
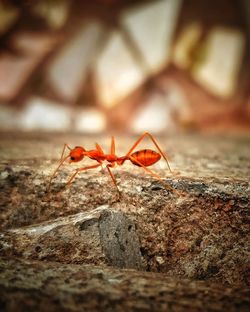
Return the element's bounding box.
[172,22,202,69]
[131,92,176,134]
[0,33,56,102]
[131,79,192,133]
[32,0,70,29]
[12,32,58,55]
[47,21,103,102]
[99,209,142,269]
[19,97,71,131]
[74,108,106,133]
[0,206,144,270]
[94,31,145,108]
[0,133,249,287]
[192,27,246,98]
[0,54,40,101]
[0,257,249,312]
[0,104,19,130]
[121,0,182,73]
[0,3,19,35]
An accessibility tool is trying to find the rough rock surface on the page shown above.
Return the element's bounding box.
[0,206,143,270]
[0,132,249,311]
[0,258,249,312]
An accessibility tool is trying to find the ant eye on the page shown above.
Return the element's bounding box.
[70,156,75,161]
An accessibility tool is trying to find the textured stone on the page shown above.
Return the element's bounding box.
[131,80,192,134]
[19,97,71,131]
[1,206,143,270]
[172,22,202,69]
[192,27,245,97]
[99,209,142,269]
[13,32,58,55]
[121,0,182,73]
[74,108,106,133]
[0,105,19,130]
[0,132,249,287]
[0,54,40,101]
[0,258,249,312]
[47,22,103,102]
[32,0,70,29]
[0,3,19,34]
[131,92,175,134]
[0,33,56,101]
[94,31,145,108]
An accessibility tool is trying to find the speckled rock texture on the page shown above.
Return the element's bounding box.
[0,258,249,312]
[1,206,143,270]
[0,132,249,311]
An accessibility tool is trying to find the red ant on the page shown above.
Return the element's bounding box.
[48,132,176,196]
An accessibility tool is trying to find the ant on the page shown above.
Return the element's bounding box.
[48,132,176,196]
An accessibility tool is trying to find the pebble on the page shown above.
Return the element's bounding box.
[0,170,9,179]
[156,256,165,265]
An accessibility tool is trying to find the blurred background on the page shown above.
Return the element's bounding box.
[0,0,249,135]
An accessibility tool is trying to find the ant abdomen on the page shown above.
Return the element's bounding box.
[130,149,161,167]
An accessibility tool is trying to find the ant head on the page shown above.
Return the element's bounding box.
[69,146,86,163]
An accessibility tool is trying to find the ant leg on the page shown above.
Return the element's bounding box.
[95,143,105,174]
[126,132,172,172]
[95,143,105,155]
[130,156,182,196]
[48,154,71,191]
[110,136,116,155]
[106,164,120,195]
[59,143,72,162]
[66,163,102,187]
[48,143,72,191]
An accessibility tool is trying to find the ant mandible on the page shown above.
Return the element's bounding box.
[48,132,175,196]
